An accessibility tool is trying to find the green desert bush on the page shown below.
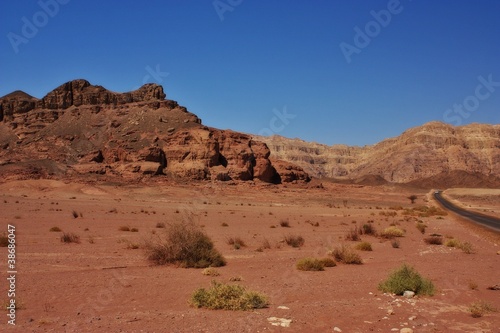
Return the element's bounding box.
[331,245,362,264]
[355,241,373,251]
[381,226,405,238]
[144,221,226,268]
[296,258,325,271]
[378,264,435,296]
[190,281,268,310]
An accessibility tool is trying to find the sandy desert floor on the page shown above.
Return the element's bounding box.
[0,179,499,333]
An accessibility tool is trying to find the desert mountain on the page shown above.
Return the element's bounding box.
[256,122,500,187]
[0,79,309,183]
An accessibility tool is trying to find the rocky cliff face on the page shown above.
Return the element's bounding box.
[257,121,500,186]
[0,79,307,184]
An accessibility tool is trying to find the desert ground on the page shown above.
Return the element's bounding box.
[0,179,499,333]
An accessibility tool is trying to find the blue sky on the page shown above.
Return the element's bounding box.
[1,0,499,146]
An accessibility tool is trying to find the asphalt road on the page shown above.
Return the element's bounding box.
[434,191,500,232]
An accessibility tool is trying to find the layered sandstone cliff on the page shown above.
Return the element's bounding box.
[0,79,309,183]
[257,121,500,186]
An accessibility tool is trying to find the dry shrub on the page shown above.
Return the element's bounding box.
[284,235,305,248]
[445,238,474,254]
[331,245,362,264]
[202,267,220,276]
[319,257,337,267]
[280,220,291,228]
[60,232,80,244]
[361,223,376,235]
[296,258,325,271]
[355,241,373,251]
[381,226,405,238]
[119,226,130,231]
[49,226,62,232]
[416,222,427,234]
[227,237,246,249]
[0,234,9,247]
[469,301,496,318]
[190,281,268,310]
[144,221,226,268]
[391,239,400,248]
[345,226,360,241]
[424,235,443,245]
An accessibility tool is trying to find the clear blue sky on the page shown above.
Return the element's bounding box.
[1,0,499,146]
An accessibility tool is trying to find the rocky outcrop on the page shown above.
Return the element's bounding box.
[37,79,166,110]
[0,79,294,184]
[257,121,500,185]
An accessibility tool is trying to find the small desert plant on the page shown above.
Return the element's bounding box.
[144,221,225,268]
[458,241,474,254]
[391,239,400,248]
[361,223,376,235]
[279,219,291,228]
[190,281,268,310]
[0,234,8,247]
[331,245,362,264]
[381,226,405,238]
[118,226,130,231]
[296,258,325,271]
[49,226,62,232]
[408,195,418,204]
[202,267,220,276]
[126,242,140,249]
[318,257,336,267]
[227,237,246,250]
[130,227,139,232]
[355,241,373,251]
[424,235,443,245]
[416,222,427,234]
[378,264,434,296]
[284,235,305,248]
[156,222,166,228]
[468,280,478,290]
[60,232,80,244]
[469,301,496,318]
[221,222,229,227]
[445,238,474,253]
[345,227,360,241]
[71,210,79,218]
